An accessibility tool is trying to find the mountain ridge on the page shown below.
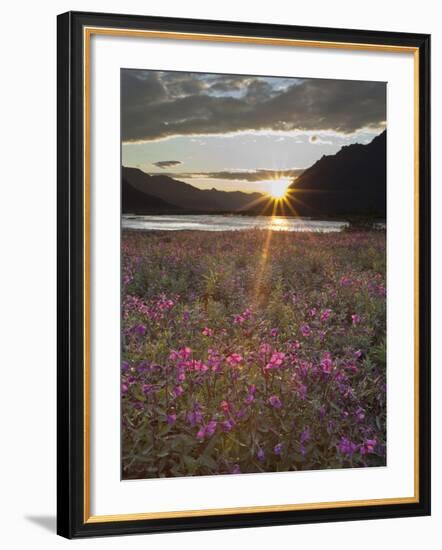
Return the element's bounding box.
[122,177,182,213]
[288,130,386,217]
[250,131,386,218]
[122,167,264,213]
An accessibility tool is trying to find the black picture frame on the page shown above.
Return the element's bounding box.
[57,10,431,539]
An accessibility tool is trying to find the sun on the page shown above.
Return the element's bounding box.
[269,178,291,200]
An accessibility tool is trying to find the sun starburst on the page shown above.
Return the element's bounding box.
[268,177,291,200]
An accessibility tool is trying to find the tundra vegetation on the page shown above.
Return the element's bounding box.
[121,228,386,479]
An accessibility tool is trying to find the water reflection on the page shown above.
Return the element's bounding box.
[122,214,349,233]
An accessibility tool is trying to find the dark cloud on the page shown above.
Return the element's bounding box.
[150,168,304,181]
[152,160,182,168]
[122,70,386,142]
[208,75,253,93]
[245,80,276,104]
[160,73,208,97]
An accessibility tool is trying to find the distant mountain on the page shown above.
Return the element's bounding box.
[122,167,265,213]
[122,178,182,213]
[250,131,386,218]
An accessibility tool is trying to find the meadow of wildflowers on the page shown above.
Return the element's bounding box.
[121,228,386,479]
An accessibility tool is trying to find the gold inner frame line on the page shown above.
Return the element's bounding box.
[83,26,420,524]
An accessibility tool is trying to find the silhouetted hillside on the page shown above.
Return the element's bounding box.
[251,131,386,218]
[122,178,181,213]
[122,167,264,213]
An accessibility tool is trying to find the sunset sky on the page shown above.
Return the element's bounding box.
[121,69,386,195]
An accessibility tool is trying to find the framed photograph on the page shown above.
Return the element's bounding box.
[57,11,431,538]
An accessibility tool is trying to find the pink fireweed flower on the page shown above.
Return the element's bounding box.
[192,360,209,373]
[196,426,206,440]
[133,324,146,336]
[360,439,377,455]
[226,353,243,367]
[259,343,272,355]
[265,352,285,371]
[186,408,203,428]
[233,308,252,324]
[272,351,285,365]
[220,400,230,414]
[142,383,154,395]
[173,385,184,398]
[221,419,235,432]
[244,393,255,404]
[268,395,282,409]
[320,308,332,322]
[158,298,174,311]
[309,308,317,317]
[207,352,218,361]
[245,385,257,404]
[270,327,279,337]
[355,407,366,421]
[179,346,192,359]
[354,349,363,359]
[320,352,333,374]
[242,308,252,320]
[345,361,358,374]
[202,327,213,337]
[300,427,311,444]
[176,369,186,382]
[210,363,222,373]
[122,273,132,286]
[295,383,308,400]
[337,437,358,456]
[351,314,361,325]
[205,420,217,438]
[299,360,312,377]
[300,324,311,337]
[377,284,386,297]
[169,350,180,361]
[274,443,283,455]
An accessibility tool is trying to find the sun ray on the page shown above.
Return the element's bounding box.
[276,191,324,241]
[252,200,278,308]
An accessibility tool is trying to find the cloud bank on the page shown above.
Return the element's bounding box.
[122,70,386,143]
[159,168,304,182]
